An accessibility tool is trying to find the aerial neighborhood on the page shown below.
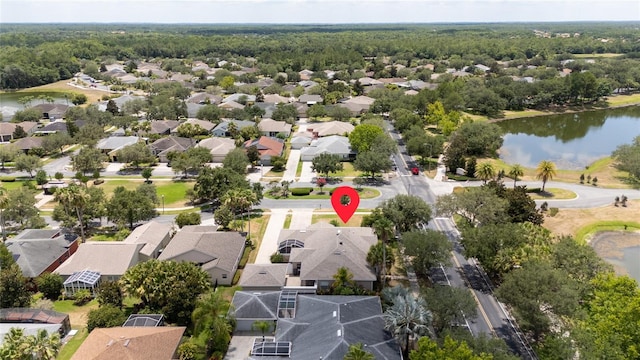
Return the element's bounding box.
[1,22,640,360]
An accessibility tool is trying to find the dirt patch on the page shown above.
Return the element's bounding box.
[590,231,640,259]
[542,200,640,237]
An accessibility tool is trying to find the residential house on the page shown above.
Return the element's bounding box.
[158,226,245,286]
[231,291,280,331]
[172,118,216,135]
[262,94,291,104]
[300,135,356,161]
[243,136,284,166]
[186,102,203,118]
[290,132,313,149]
[149,136,193,163]
[298,94,323,106]
[96,136,140,161]
[231,292,402,359]
[218,100,245,111]
[146,120,181,136]
[187,92,222,105]
[257,119,292,138]
[196,137,236,162]
[122,221,173,260]
[12,137,45,154]
[276,224,377,291]
[71,326,186,360]
[0,121,38,142]
[55,242,145,292]
[299,80,319,91]
[298,69,314,81]
[356,77,383,87]
[339,96,375,115]
[32,103,70,120]
[0,309,71,346]
[238,264,290,292]
[97,94,145,113]
[6,229,79,279]
[223,93,256,105]
[254,102,277,118]
[212,119,255,137]
[305,121,354,138]
[33,120,70,136]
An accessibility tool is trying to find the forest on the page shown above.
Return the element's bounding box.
[1,23,640,118]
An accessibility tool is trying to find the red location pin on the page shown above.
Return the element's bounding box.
[331,186,360,223]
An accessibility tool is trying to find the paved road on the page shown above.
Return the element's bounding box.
[385,120,536,359]
[430,218,536,359]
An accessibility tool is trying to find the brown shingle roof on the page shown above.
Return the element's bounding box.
[243,136,284,157]
[71,326,185,360]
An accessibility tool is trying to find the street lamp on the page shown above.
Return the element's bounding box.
[161,195,165,214]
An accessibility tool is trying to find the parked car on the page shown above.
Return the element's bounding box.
[411,167,420,175]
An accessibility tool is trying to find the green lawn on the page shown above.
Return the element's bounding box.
[0,180,33,191]
[312,213,365,227]
[53,299,98,314]
[527,188,577,200]
[90,179,193,206]
[57,328,89,360]
[295,160,303,177]
[575,221,640,244]
[283,214,292,229]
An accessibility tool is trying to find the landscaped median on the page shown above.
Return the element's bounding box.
[263,186,380,200]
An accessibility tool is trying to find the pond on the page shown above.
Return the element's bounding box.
[497,106,640,170]
[0,91,72,120]
[591,231,640,285]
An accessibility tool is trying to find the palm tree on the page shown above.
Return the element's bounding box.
[28,329,61,360]
[343,343,375,360]
[475,162,496,184]
[536,160,557,192]
[222,188,257,234]
[191,292,233,357]
[372,217,395,287]
[55,185,90,242]
[508,164,524,187]
[383,292,432,359]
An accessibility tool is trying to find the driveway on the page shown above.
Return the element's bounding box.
[225,332,256,360]
[255,209,288,264]
[288,208,314,229]
[299,161,315,183]
[282,150,300,182]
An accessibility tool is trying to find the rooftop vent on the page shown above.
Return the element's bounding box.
[259,270,267,275]
[123,339,130,347]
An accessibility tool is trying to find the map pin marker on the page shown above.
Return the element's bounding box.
[331,186,360,223]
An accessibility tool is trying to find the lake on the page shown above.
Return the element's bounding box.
[590,231,640,286]
[0,91,72,121]
[497,106,640,170]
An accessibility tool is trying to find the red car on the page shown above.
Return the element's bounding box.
[411,167,420,175]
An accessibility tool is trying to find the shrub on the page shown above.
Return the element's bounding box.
[96,280,123,307]
[0,176,16,182]
[35,170,48,186]
[36,273,63,300]
[270,252,286,263]
[54,172,64,181]
[93,178,104,185]
[291,187,312,196]
[22,180,36,190]
[87,305,127,332]
[176,212,202,228]
[271,156,286,172]
[329,219,340,227]
[549,207,559,217]
[73,289,93,306]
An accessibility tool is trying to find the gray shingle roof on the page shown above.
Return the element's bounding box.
[239,264,288,289]
[122,221,173,258]
[6,230,78,278]
[281,225,377,283]
[243,294,401,360]
[158,226,245,273]
[231,291,280,320]
[55,242,143,277]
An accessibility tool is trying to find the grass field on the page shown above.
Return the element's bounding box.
[481,157,633,189]
[57,328,89,360]
[527,188,577,200]
[265,187,380,200]
[4,79,111,104]
[311,213,365,227]
[90,179,194,206]
[247,213,270,264]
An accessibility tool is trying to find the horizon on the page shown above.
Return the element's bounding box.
[2,0,639,24]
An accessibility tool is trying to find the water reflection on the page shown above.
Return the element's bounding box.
[498,106,640,169]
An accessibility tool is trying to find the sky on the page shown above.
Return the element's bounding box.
[1,0,639,24]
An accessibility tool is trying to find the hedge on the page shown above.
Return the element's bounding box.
[291,187,312,196]
[0,176,16,182]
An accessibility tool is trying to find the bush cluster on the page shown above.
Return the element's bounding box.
[291,187,312,196]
